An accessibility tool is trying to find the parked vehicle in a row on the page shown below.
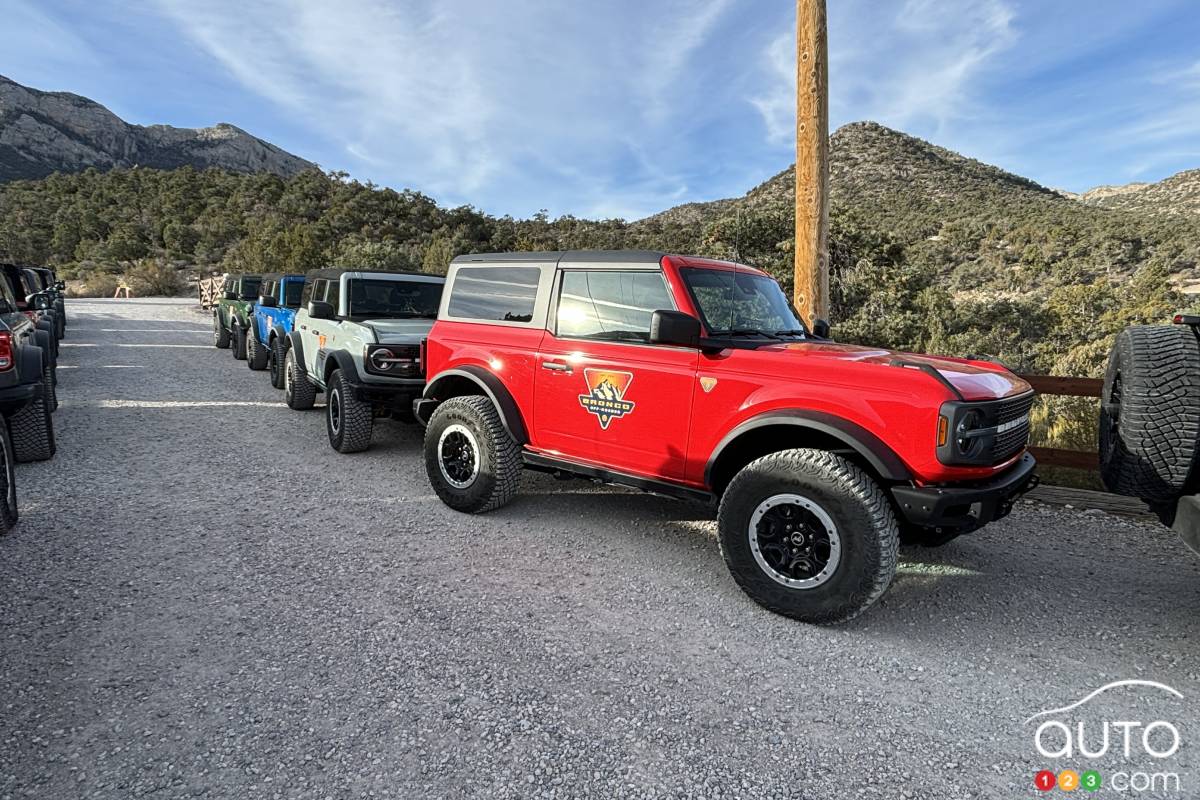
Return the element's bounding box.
[284,268,445,452]
[0,264,58,415]
[25,267,66,340]
[13,268,59,362]
[247,273,305,387]
[1099,315,1200,557]
[415,251,1038,624]
[0,263,58,472]
[212,273,261,359]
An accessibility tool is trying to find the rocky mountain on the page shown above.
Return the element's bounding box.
[1073,169,1200,218]
[640,122,1071,234]
[0,75,313,182]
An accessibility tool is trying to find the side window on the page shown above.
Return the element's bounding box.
[301,279,318,308]
[447,267,540,323]
[325,277,341,312]
[260,280,275,301]
[306,280,326,308]
[0,275,15,313]
[284,280,304,308]
[556,270,674,342]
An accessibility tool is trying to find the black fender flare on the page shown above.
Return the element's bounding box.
[32,327,55,365]
[286,331,307,374]
[705,410,912,486]
[323,350,360,385]
[269,324,289,346]
[423,366,529,445]
[19,342,44,386]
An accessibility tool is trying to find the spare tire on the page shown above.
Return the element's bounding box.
[1100,325,1200,502]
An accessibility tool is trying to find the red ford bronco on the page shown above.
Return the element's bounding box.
[415,251,1037,623]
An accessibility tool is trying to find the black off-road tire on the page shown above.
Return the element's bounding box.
[269,336,287,389]
[213,314,231,349]
[8,386,56,463]
[325,368,373,453]
[284,349,316,410]
[0,424,18,533]
[424,396,521,514]
[232,324,248,360]
[1099,325,1200,503]
[246,328,269,370]
[717,449,898,625]
[56,315,65,341]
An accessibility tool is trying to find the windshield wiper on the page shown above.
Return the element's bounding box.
[773,329,808,338]
[710,328,784,340]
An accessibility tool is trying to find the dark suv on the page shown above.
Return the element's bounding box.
[0,264,57,468]
[29,267,66,339]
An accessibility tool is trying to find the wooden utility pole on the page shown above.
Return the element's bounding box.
[795,0,829,325]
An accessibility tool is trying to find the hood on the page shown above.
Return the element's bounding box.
[771,342,1030,401]
[364,318,435,344]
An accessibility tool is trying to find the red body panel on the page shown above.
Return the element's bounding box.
[425,255,1032,490]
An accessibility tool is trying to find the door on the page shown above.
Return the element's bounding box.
[298,278,328,376]
[535,268,697,479]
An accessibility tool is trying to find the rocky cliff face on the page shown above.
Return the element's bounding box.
[0,75,313,182]
[1074,169,1200,218]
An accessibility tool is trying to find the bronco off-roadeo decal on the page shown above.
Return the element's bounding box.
[578,369,636,430]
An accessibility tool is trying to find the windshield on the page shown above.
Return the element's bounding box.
[346,278,442,319]
[283,280,304,308]
[238,277,261,300]
[680,268,807,337]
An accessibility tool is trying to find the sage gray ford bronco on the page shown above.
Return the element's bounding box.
[284,268,445,453]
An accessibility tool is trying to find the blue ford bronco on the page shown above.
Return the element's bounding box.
[246,273,305,388]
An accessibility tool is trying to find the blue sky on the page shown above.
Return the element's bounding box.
[3,0,1199,219]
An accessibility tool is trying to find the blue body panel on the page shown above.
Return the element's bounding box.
[251,275,305,345]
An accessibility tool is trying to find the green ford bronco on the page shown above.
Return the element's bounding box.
[212,273,262,359]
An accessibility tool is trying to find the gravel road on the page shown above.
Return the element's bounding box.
[1,298,1198,800]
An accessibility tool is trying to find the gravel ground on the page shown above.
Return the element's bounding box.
[1,297,1198,800]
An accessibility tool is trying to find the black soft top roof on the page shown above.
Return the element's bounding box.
[303,267,437,281]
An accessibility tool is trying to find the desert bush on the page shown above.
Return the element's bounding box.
[124,258,184,297]
[67,273,121,298]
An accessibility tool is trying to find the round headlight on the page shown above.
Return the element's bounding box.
[370,348,395,371]
[955,409,985,457]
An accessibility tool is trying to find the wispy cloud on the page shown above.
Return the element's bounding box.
[155,0,735,217]
[750,0,1017,147]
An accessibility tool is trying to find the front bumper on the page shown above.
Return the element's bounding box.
[348,377,425,407]
[890,452,1038,533]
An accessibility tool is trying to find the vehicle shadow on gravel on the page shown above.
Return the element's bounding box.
[485,482,1200,638]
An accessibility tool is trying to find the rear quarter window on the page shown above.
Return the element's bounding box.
[447,267,541,323]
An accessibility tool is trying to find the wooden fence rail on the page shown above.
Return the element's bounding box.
[197,276,222,310]
[1016,374,1101,471]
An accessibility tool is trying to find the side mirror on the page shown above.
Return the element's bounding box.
[259,295,278,308]
[54,281,65,291]
[223,290,237,301]
[812,318,831,339]
[32,294,51,310]
[649,310,701,348]
[308,300,336,320]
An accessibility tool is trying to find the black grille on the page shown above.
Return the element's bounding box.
[990,392,1034,461]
